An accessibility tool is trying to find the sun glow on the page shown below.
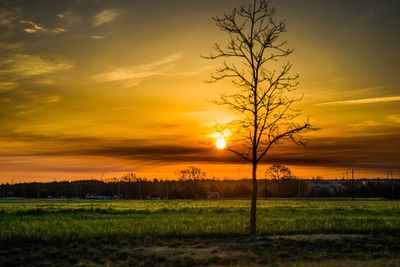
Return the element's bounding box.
[215,136,227,150]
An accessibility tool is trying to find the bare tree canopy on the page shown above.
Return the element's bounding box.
[176,166,206,181]
[204,0,313,239]
[267,164,293,180]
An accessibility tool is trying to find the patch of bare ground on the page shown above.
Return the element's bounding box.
[2,234,400,266]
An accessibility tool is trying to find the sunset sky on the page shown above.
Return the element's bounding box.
[0,0,399,182]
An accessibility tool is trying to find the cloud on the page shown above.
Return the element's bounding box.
[91,35,104,39]
[45,95,61,104]
[52,27,66,33]
[1,131,399,171]
[0,42,21,50]
[93,9,119,27]
[316,96,400,106]
[349,120,381,128]
[20,19,45,33]
[13,95,62,116]
[20,19,66,34]
[56,11,82,29]
[92,54,182,85]
[0,54,74,77]
[0,97,11,103]
[0,81,17,91]
[387,115,400,124]
[247,133,400,172]
[0,9,17,28]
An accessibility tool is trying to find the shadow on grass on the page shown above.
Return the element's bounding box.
[2,234,400,267]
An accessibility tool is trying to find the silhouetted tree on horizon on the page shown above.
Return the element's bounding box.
[176,166,207,199]
[267,164,299,197]
[267,164,293,180]
[204,0,313,239]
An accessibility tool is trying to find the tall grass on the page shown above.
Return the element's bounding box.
[1,199,399,242]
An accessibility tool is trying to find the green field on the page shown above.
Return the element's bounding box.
[1,199,400,266]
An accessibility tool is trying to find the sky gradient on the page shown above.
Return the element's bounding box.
[0,0,399,182]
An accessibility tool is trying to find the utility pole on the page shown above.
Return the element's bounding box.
[351,169,354,201]
[75,182,78,199]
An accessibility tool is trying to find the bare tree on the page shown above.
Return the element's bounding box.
[267,164,294,196]
[176,166,206,199]
[176,166,206,181]
[267,164,293,180]
[204,0,312,239]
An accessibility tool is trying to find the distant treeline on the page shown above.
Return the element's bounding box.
[1,177,399,199]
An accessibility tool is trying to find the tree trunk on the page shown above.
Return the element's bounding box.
[250,161,258,240]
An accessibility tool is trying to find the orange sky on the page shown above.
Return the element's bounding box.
[0,0,399,182]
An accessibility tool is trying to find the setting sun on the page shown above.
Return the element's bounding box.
[216,136,227,150]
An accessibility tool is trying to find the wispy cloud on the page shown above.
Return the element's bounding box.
[0,9,17,28]
[1,7,67,34]
[92,54,182,86]
[20,19,66,34]
[1,131,399,171]
[93,9,119,27]
[56,11,82,29]
[91,35,104,40]
[387,115,400,124]
[45,95,61,104]
[1,54,74,77]
[14,95,62,116]
[316,96,400,106]
[349,120,381,128]
[0,81,17,91]
[0,42,22,50]
[52,27,66,33]
[20,19,45,33]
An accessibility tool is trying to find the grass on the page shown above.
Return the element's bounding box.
[1,199,400,266]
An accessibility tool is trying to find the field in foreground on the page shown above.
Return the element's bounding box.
[1,199,400,266]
